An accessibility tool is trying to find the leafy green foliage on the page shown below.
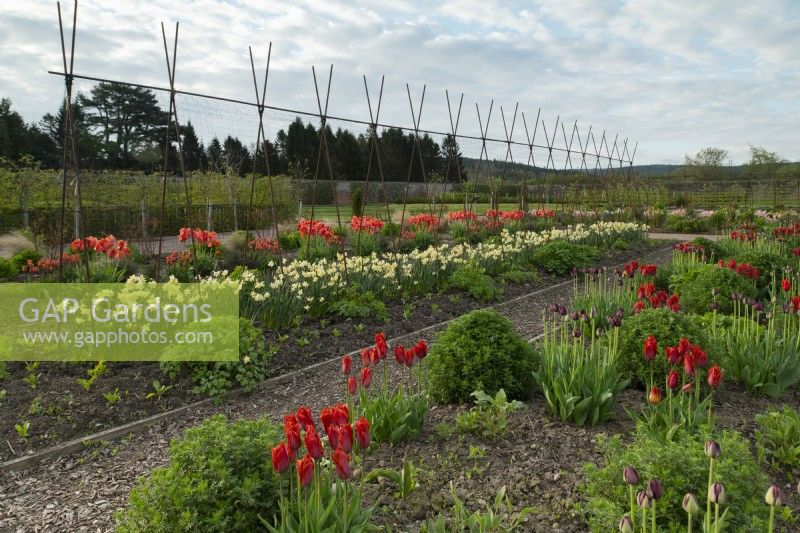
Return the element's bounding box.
[530,240,601,275]
[497,267,540,285]
[263,467,375,532]
[583,428,772,532]
[455,389,524,437]
[11,249,40,271]
[671,264,757,315]
[535,325,628,426]
[721,312,800,397]
[427,310,535,404]
[331,290,388,322]
[448,262,498,301]
[162,317,275,399]
[755,405,800,478]
[116,415,282,533]
[0,257,14,278]
[364,458,420,499]
[616,308,713,385]
[360,387,427,445]
[422,483,534,532]
[277,231,302,251]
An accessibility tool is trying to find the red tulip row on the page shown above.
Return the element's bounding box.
[248,237,281,252]
[70,234,132,259]
[716,258,760,280]
[297,218,336,241]
[178,227,221,249]
[350,215,385,234]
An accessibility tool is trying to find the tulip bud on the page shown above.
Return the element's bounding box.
[647,479,663,500]
[619,515,633,533]
[573,329,582,338]
[648,386,663,405]
[710,301,719,311]
[682,493,699,514]
[666,370,680,390]
[765,485,782,506]
[704,440,720,459]
[623,466,639,485]
[708,482,726,504]
[637,491,652,508]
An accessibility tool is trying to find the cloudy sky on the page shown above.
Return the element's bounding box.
[1,0,798,165]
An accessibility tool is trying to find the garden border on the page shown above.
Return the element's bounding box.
[0,244,673,472]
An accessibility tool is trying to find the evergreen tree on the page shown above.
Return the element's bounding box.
[441,134,468,184]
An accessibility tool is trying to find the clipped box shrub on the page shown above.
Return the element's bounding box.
[616,308,713,386]
[426,309,535,404]
[115,415,282,532]
[671,264,757,315]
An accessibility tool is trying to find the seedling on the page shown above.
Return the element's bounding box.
[104,388,121,406]
[15,421,30,438]
[146,380,173,400]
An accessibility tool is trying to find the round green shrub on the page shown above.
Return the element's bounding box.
[689,237,723,262]
[531,240,601,276]
[0,258,14,279]
[11,249,40,271]
[426,309,535,404]
[616,308,713,385]
[652,263,673,292]
[733,250,788,281]
[672,264,757,315]
[115,415,282,532]
[584,428,771,532]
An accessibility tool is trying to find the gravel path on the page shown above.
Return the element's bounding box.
[0,247,675,532]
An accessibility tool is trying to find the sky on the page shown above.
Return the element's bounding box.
[1,0,798,166]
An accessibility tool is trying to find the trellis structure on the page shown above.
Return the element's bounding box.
[50,1,637,281]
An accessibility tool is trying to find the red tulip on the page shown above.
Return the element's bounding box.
[355,416,370,450]
[403,348,415,367]
[286,426,301,452]
[327,426,339,449]
[633,300,646,314]
[320,407,334,432]
[414,339,428,359]
[304,427,324,460]
[666,370,680,390]
[678,338,691,356]
[683,355,695,376]
[640,264,657,277]
[337,423,353,453]
[665,346,681,365]
[707,365,722,388]
[369,348,380,365]
[334,403,349,424]
[271,442,289,473]
[347,376,357,395]
[296,406,314,431]
[360,366,373,388]
[644,336,658,361]
[394,344,406,364]
[360,348,371,367]
[690,345,708,367]
[782,279,792,292]
[681,381,694,394]
[332,448,351,480]
[341,355,352,375]
[648,386,663,405]
[297,454,314,488]
[375,332,387,358]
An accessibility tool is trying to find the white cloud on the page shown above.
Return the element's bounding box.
[0,0,798,164]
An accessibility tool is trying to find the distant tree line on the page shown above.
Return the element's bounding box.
[0,83,468,185]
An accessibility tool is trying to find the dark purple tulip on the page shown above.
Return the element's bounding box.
[572,329,582,339]
[623,466,639,485]
[646,479,663,500]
